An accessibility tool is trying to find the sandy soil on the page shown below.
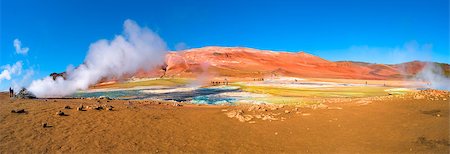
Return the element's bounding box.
[0,92,449,153]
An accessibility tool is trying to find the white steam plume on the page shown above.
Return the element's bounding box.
[28,19,168,97]
[0,61,23,83]
[415,63,450,90]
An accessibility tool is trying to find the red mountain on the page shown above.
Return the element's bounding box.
[134,47,450,80]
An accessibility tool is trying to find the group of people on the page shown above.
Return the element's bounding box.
[253,78,264,81]
[9,87,14,97]
[211,79,229,85]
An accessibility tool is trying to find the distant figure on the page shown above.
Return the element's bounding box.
[365,81,367,85]
[224,78,228,85]
[9,87,14,97]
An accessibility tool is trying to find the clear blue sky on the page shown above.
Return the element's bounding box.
[0,0,449,89]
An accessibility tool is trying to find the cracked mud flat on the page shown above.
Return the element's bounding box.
[0,90,449,153]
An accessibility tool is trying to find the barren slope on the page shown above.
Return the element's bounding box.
[135,47,448,80]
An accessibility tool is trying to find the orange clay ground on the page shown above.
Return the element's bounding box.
[1,88,448,153]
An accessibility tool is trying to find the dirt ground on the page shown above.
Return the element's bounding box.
[0,92,449,153]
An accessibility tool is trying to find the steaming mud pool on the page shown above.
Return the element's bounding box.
[72,86,267,105]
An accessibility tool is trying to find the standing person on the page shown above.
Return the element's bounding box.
[9,87,13,97]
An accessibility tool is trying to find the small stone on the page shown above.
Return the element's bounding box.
[236,114,246,122]
[221,109,228,112]
[284,110,290,114]
[226,110,238,118]
[94,106,104,110]
[98,96,112,100]
[42,123,48,128]
[243,115,253,121]
[248,121,256,124]
[64,106,71,109]
[77,105,84,111]
[56,110,65,116]
[274,132,278,135]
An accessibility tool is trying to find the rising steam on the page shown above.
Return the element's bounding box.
[415,63,450,90]
[28,19,167,97]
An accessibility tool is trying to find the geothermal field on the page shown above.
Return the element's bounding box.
[2,30,450,153]
[1,76,449,153]
[1,4,449,152]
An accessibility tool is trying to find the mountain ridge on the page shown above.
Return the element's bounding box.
[132,46,450,80]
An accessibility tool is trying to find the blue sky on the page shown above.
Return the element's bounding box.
[0,0,449,89]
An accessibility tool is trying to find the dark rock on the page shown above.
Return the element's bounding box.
[94,106,104,110]
[15,88,36,99]
[11,109,26,113]
[56,110,65,116]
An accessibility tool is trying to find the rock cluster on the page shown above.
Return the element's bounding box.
[410,89,449,101]
[226,110,254,122]
[225,104,301,123]
[83,104,114,111]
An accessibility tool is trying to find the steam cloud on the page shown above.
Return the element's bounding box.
[28,19,168,97]
[415,63,450,90]
[0,61,23,83]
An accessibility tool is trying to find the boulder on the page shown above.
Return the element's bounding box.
[15,88,36,99]
[11,109,26,113]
